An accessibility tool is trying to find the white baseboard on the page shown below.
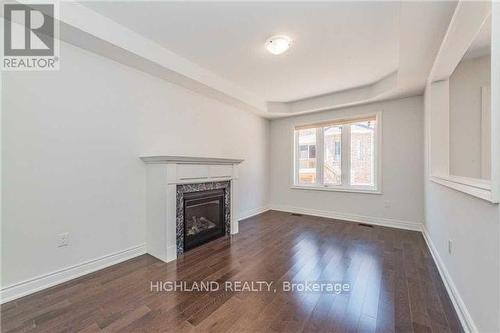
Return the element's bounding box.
[271,204,473,331]
[421,226,477,333]
[239,206,270,221]
[0,205,270,304]
[0,213,474,333]
[0,244,146,304]
[270,204,422,231]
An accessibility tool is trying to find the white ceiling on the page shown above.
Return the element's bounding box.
[82,1,400,102]
[78,1,457,115]
[464,15,491,60]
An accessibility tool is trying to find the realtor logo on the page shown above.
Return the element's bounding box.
[3,3,59,70]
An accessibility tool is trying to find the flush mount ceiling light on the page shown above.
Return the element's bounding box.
[265,35,292,55]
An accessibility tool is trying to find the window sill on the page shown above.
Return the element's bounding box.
[430,174,498,203]
[291,185,382,195]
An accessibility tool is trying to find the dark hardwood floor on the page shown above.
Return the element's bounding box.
[1,211,463,332]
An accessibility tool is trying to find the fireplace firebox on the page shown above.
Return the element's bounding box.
[183,189,225,251]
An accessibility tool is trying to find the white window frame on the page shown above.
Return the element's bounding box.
[291,112,382,194]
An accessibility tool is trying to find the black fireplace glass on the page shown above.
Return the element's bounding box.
[183,189,225,251]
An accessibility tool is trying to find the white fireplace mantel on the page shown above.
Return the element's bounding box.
[141,155,243,263]
[140,155,244,165]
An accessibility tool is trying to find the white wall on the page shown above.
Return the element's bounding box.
[269,96,424,227]
[1,41,269,289]
[425,86,500,332]
[449,55,491,179]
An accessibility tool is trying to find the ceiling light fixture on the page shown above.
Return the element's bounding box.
[265,35,292,55]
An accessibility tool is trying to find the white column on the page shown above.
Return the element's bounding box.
[165,164,178,261]
[230,164,239,234]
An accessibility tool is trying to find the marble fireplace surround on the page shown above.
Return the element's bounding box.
[141,155,243,263]
[176,181,231,256]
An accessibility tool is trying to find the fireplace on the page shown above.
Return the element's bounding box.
[183,189,225,251]
[176,181,231,256]
[142,156,241,263]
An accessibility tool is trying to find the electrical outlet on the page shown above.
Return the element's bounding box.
[58,233,69,247]
[448,240,452,254]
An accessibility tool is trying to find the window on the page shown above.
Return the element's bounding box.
[293,114,380,192]
[350,121,375,186]
[296,128,317,184]
[324,125,342,185]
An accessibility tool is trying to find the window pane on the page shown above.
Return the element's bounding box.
[297,128,317,184]
[350,120,375,186]
[324,126,342,185]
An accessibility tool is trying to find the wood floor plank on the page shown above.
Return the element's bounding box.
[1,211,463,333]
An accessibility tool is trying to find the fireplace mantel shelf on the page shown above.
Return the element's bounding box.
[140,155,244,165]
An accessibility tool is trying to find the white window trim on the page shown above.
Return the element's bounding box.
[291,112,382,194]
